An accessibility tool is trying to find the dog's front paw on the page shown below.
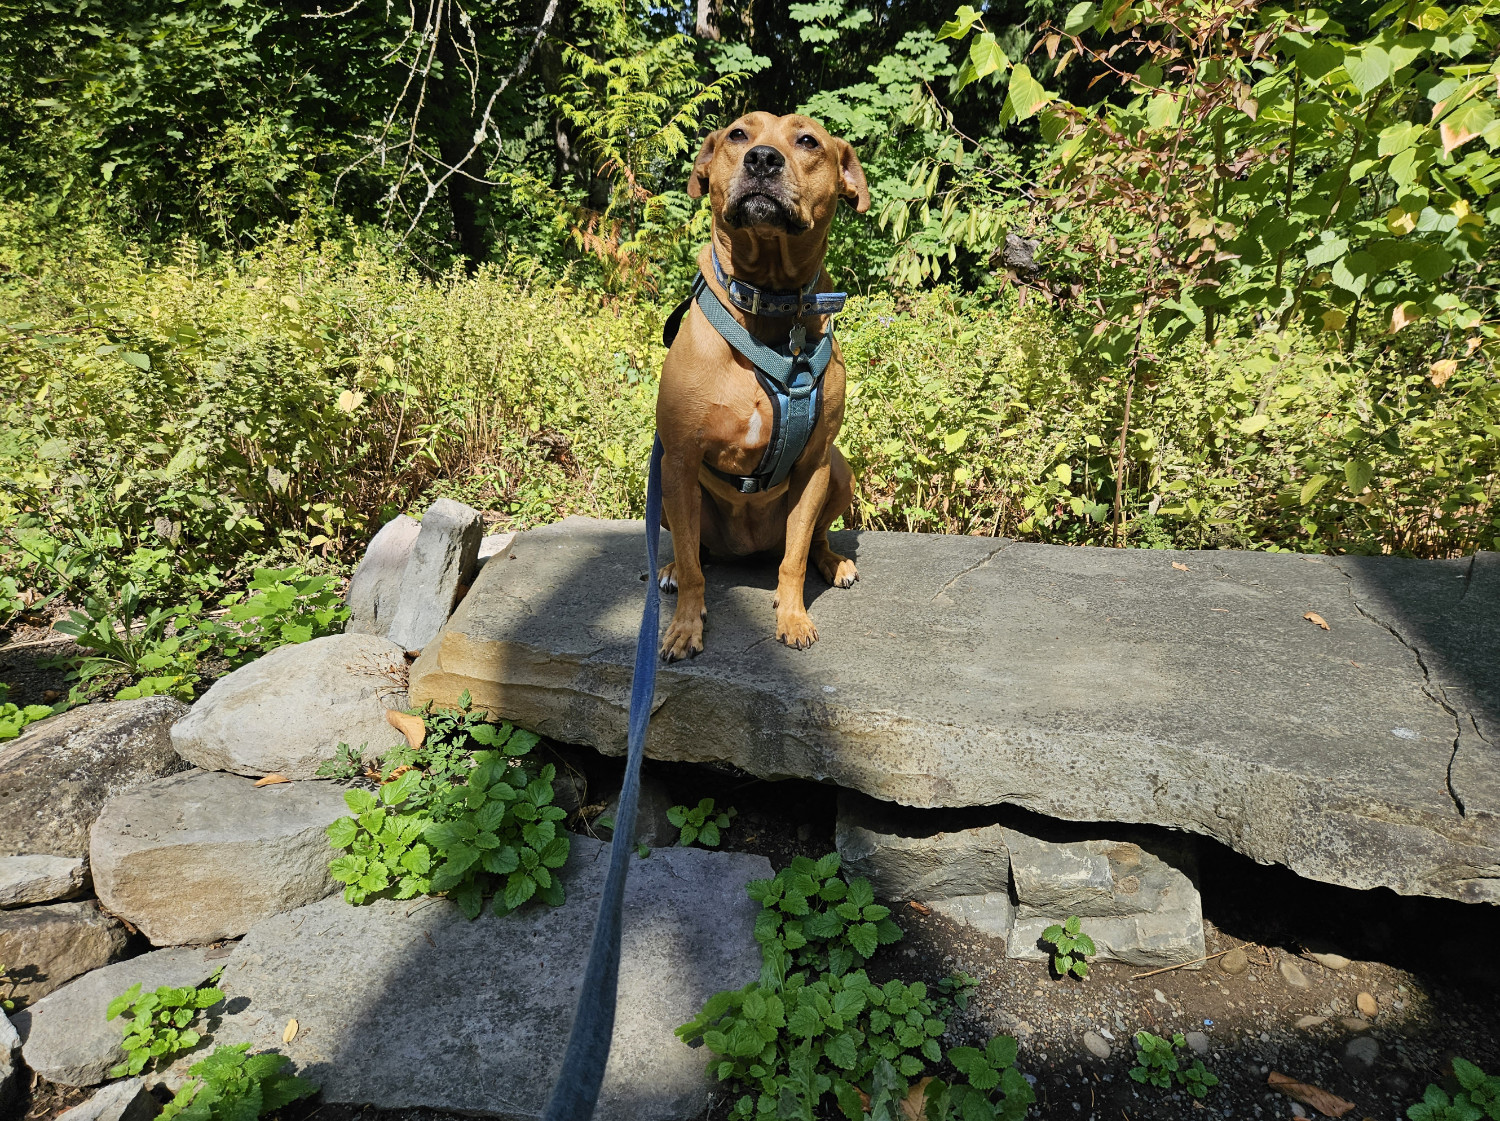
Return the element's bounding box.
[660,611,704,661]
[775,606,819,650]
[816,552,858,589]
[657,561,679,593]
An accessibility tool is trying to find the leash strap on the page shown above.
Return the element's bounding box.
[691,275,832,491]
[542,434,664,1121]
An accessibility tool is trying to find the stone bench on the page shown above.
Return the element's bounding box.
[410,517,1499,906]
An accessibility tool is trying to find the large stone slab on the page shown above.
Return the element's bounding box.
[91,771,349,946]
[171,633,409,780]
[345,514,420,639]
[386,497,483,653]
[0,697,187,862]
[835,792,1011,900]
[57,1077,159,1121]
[0,901,128,1007]
[14,945,223,1087]
[183,836,767,1120]
[1,1010,19,1107]
[0,854,87,908]
[409,518,1500,904]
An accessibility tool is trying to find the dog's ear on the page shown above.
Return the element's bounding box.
[688,130,721,199]
[837,139,871,213]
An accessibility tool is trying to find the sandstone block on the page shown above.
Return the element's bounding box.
[0,855,88,908]
[835,791,1010,900]
[385,498,482,653]
[91,770,349,946]
[345,514,420,639]
[0,901,127,1007]
[0,697,187,862]
[170,633,409,780]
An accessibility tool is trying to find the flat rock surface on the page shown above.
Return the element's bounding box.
[0,697,188,862]
[14,945,223,1086]
[409,518,1500,904]
[91,771,350,946]
[171,633,409,780]
[0,854,87,908]
[181,836,767,1120]
[0,901,127,1007]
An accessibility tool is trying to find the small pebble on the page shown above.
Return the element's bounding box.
[1343,1035,1380,1073]
[1083,1031,1112,1060]
[1341,1017,1370,1032]
[796,823,812,842]
[1279,960,1311,989]
[1154,989,1169,1004]
[1219,948,1249,975]
[1185,1031,1209,1055]
[1304,951,1351,970]
[1357,991,1378,1017]
[1295,1015,1327,1029]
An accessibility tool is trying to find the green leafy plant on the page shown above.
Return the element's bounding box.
[208,566,348,666]
[0,962,18,1011]
[159,1043,317,1121]
[1408,1057,1500,1121]
[1040,915,1095,979]
[106,974,224,1077]
[315,742,366,780]
[748,853,904,985]
[667,798,737,847]
[326,702,570,920]
[0,683,55,740]
[935,972,981,1015]
[53,583,209,701]
[923,1034,1037,1121]
[1129,1031,1218,1098]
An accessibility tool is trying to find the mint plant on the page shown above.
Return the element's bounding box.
[159,1043,317,1121]
[923,1034,1037,1121]
[749,853,903,984]
[326,771,434,904]
[1040,915,1095,979]
[1129,1031,1218,1098]
[1408,1057,1500,1121]
[667,797,736,847]
[106,974,224,1076]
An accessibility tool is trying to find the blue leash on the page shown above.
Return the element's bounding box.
[542,433,664,1121]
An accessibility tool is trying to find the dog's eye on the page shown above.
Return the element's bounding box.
[727,127,748,142]
[796,135,820,150]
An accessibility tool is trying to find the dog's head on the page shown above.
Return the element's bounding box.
[688,113,869,237]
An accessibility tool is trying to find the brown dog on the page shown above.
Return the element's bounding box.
[656,112,870,661]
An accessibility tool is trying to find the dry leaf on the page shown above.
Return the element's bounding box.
[283,1018,299,1043]
[382,764,414,784]
[386,708,426,750]
[899,1078,934,1121]
[908,901,932,916]
[1389,302,1423,333]
[254,773,291,786]
[1172,561,1189,571]
[1304,612,1330,630]
[1267,1071,1355,1117]
[1429,359,1458,387]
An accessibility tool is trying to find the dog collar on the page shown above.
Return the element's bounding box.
[711,245,847,317]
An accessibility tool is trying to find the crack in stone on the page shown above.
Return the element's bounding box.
[1329,562,1467,817]
[931,541,1013,602]
[1458,552,1479,604]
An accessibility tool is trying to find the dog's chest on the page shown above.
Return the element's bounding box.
[703,364,775,474]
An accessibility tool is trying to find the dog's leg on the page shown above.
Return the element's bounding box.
[773,460,833,649]
[659,447,708,661]
[810,446,858,589]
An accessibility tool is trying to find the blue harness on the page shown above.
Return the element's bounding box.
[662,250,846,493]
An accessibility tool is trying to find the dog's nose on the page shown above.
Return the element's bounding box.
[742,145,785,179]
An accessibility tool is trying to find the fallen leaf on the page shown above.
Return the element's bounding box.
[899,1078,934,1121]
[1172,561,1189,571]
[386,709,426,750]
[1304,612,1330,630]
[908,901,932,915]
[1267,1071,1355,1117]
[382,764,414,784]
[254,773,291,786]
[1429,358,1458,387]
[283,1018,299,1043]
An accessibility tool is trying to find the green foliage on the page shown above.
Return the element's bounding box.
[0,683,56,741]
[1408,1057,1500,1121]
[326,701,568,920]
[106,975,224,1078]
[1129,1031,1219,1099]
[0,961,17,1011]
[748,853,904,986]
[935,972,981,1014]
[924,1034,1037,1121]
[1039,915,1094,980]
[667,798,737,847]
[315,743,367,781]
[206,567,348,666]
[159,1043,317,1121]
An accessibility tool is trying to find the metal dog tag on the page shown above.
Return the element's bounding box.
[788,323,806,355]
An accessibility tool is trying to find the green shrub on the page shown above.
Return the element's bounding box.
[106,975,224,1077]
[1129,1031,1218,1099]
[667,797,737,847]
[1408,1057,1500,1120]
[1039,915,1094,980]
[159,1043,317,1121]
[749,853,903,986]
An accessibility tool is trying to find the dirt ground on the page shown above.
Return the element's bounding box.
[12,746,1499,1121]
